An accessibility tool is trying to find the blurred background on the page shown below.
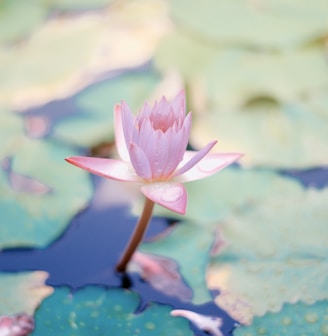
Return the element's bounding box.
[1,0,328,335]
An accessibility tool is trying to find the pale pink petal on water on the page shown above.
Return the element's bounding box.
[131,252,192,301]
[120,101,135,147]
[177,153,243,183]
[173,140,217,177]
[65,156,140,182]
[114,104,130,161]
[171,310,223,336]
[0,314,35,336]
[129,143,152,181]
[141,182,187,214]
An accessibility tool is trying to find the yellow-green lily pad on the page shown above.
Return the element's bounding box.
[168,0,328,49]
[0,0,170,109]
[191,94,328,168]
[0,15,103,108]
[156,31,328,109]
[31,286,193,335]
[0,271,53,315]
[207,187,328,325]
[0,0,47,45]
[233,300,328,335]
[48,0,113,11]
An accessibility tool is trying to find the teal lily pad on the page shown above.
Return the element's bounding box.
[0,138,92,248]
[0,271,53,315]
[233,300,328,336]
[52,70,161,147]
[207,187,328,325]
[168,0,328,49]
[31,286,193,335]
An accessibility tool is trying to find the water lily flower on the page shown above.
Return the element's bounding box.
[66,90,242,215]
[65,90,242,272]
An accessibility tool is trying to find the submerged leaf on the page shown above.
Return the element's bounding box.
[207,188,328,324]
[0,271,53,315]
[31,286,193,335]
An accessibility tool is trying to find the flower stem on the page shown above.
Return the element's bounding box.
[116,197,155,273]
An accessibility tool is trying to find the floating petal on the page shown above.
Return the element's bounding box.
[171,310,223,336]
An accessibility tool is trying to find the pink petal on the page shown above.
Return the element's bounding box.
[121,101,135,147]
[176,152,243,183]
[129,143,152,180]
[171,89,186,119]
[114,104,130,161]
[65,156,140,182]
[141,182,187,214]
[173,140,217,177]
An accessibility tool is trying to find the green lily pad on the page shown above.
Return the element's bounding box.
[52,70,161,147]
[0,271,53,315]
[140,222,214,304]
[0,0,47,45]
[0,138,92,248]
[207,187,328,325]
[191,93,328,168]
[31,286,193,335]
[233,300,328,336]
[168,0,328,49]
